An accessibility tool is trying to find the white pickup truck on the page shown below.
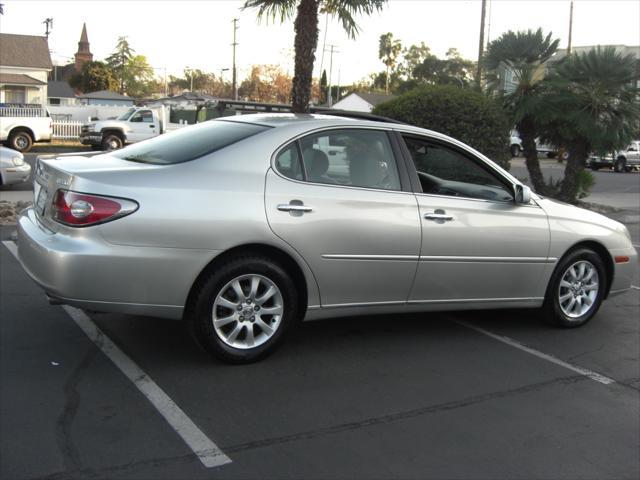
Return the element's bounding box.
[79,106,183,150]
[0,107,53,153]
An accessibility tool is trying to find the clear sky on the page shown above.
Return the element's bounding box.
[1,0,638,84]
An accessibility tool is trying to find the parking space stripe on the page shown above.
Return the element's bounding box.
[631,285,640,290]
[2,240,231,468]
[455,320,616,385]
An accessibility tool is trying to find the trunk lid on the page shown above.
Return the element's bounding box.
[33,153,158,231]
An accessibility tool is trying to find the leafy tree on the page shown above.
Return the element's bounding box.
[105,36,135,94]
[374,85,511,169]
[123,55,155,98]
[402,42,431,79]
[540,47,640,202]
[239,65,292,103]
[320,69,327,104]
[484,28,559,193]
[244,0,387,112]
[378,32,402,93]
[69,61,118,93]
[169,69,232,98]
[412,49,474,87]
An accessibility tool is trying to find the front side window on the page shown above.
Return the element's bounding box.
[403,136,513,202]
[298,129,401,191]
[130,110,153,123]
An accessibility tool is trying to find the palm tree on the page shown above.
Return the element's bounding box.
[540,46,640,202]
[244,0,386,112]
[485,29,559,193]
[379,32,402,93]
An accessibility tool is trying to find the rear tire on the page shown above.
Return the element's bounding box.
[187,255,300,363]
[510,145,521,157]
[8,130,33,153]
[542,248,606,328]
[614,158,626,173]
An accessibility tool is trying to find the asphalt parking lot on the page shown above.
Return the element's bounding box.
[1,151,639,479]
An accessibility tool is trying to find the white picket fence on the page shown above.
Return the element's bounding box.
[52,120,83,140]
[0,105,48,117]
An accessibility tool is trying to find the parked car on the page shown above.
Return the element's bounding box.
[0,105,53,153]
[589,141,640,172]
[0,146,31,187]
[79,106,183,151]
[18,114,637,363]
[509,130,564,159]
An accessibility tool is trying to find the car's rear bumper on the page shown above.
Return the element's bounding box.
[17,208,219,320]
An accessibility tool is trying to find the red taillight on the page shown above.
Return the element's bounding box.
[53,190,137,227]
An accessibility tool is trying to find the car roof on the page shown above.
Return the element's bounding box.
[218,112,390,128]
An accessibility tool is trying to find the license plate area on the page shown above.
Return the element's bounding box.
[36,186,48,216]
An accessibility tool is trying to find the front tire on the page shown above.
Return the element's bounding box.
[187,255,300,363]
[102,134,123,151]
[542,248,606,328]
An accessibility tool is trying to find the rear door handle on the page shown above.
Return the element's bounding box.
[277,204,313,213]
[424,212,453,221]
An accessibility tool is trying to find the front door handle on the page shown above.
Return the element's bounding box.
[149,124,155,128]
[277,203,313,213]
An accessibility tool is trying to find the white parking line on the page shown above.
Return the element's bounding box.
[456,320,616,385]
[632,244,640,249]
[631,285,640,290]
[1,240,231,468]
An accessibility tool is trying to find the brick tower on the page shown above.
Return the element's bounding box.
[74,23,93,71]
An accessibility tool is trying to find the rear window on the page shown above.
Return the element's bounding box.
[113,120,270,165]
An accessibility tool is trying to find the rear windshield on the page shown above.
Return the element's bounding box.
[113,120,270,165]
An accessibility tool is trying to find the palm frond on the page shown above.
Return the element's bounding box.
[243,0,299,23]
[321,0,386,38]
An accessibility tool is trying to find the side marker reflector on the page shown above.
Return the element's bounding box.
[614,256,630,264]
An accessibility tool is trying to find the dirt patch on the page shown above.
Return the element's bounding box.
[0,201,33,224]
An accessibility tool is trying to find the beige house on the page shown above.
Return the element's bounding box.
[0,33,53,107]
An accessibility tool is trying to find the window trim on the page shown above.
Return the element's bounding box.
[394,131,518,204]
[271,126,413,194]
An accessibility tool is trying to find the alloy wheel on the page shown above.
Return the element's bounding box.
[211,274,284,349]
[558,260,599,319]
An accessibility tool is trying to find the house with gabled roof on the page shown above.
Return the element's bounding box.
[330,92,395,113]
[0,33,53,107]
[78,90,134,106]
[47,81,77,105]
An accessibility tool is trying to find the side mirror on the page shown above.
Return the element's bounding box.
[514,184,532,204]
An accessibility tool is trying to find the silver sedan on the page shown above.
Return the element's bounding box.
[17,114,637,363]
[0,146,31,187]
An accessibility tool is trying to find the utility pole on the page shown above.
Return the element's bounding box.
[43,18,53,39]
[476,0,487,89]
[325,44,338,107]
[567,0,574,54]
[232,18,239,101]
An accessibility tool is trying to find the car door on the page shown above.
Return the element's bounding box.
[627,142,640,165]
[265,128,421,307]
[397,133,551,304]
[127,110,158,142]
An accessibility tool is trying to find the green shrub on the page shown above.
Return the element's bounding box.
[373,85,511,169]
